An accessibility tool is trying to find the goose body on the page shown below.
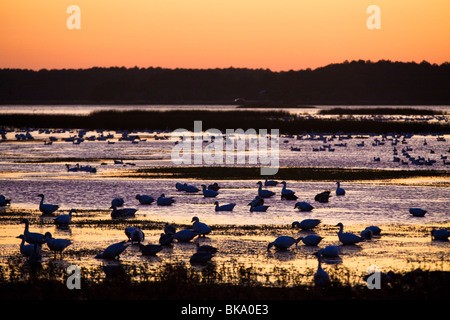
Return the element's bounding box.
[0,195,11,206]
[298,235,323,246]
[184,184,200,193]
[95,241,128,259]
[111,205,136,219]
[44,232,72,256]
[315,191,331,203]
[54,209,75,226]
[139,243,163,256]
[256,181,275,198]
[365,226,382,236]
[196,242,217,254]
[336,222,363,245]
[190,252,213,264]
[335,181,346,196]
[248,196,264,207]
[267,236,299,251]
[250,205,270,212]
[431,228,450,241]
[321,245,340,258]
[192,217,211,237]
[173,229,199,242]
[157,194,175,206]
[21,219,45,246]
[264,177,278,186]
[294,201,314,212]
[292,219,321,231]
[409,208,426,217]
[111,197,125,208]
[313,250,331,286]
[207,183,221,191]
[164,223,177,235]
[37,194,59,215]
[135,194,154,204]
[17,235,41,257]
[281,181,296,197]
[125,227,145,243]
[214,201,236,212]
[175,182,185,191]
[159,233,174,246]
[201,185,218,197]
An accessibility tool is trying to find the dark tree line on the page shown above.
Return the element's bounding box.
[0,60,448,105]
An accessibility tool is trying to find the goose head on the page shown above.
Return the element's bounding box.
[191,216,199,223]
[214,201,219,206]
[291,221,300,228]
[37,194,44,198]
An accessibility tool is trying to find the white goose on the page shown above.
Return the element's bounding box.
[281,181,297,200]
[267,236,299,251]
[201,185,218,197]
[409,208,426,217]
[21,219,45,247]
[37,194,59,215]
[335,181,346,196]
[43,232,72,258]
[214,201,236,212]
[183,184,200,193]
[256,181,275,198]
[298,235,323,246]
[313,250,331,286]
[250,204,270,212]
[173,229,199,242]
[336,222,363,245]
[125,226,145,243]
[54,209,75,227]
[264,177,278,186]
[292,219,321,231]
[321,245,341,258]
[135,194,154,204]
[95,241,129,259]
[157,194,175,206]
[431,228,450,241]
[110,204,137,219]
[294,201,314,212]
[192,217,211,237]
[17,235,41,257]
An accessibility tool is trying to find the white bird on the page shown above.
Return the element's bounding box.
[321,245,341,258]
[314,191,331,203]
[431,228,449,241]
[248,196,264,207]
[157,193,175,206]
[139,243,163,256]
[37,194,59,215]
[409,208,426,217]
[95,241,129,259]
[196,242,217,254]
[173,229,199,242]
[135,194,154,204]
[159,233,174,246]
[0,195,11,206]
[264,177,278,186]
[365,226,382,236]
[111,204,137,219]
[125,226,145,243]
[298,235,323,246]
[250,204,270,212]
[175,182,185,191]
[267,236,299,251]
[360,228,373,240]
[190,252,213,264]
[17,235,41,257]
[281,181,296,199]
[335,181,346,196]
[294,201,314,212]
[313,250,331,286]
[336,222,363,245]
[21,219,45,247]
[164,223,177,235]
[183,184,200,193]
[292,219,321,231]
[44,232,72,258]
[256,181,275,198]
[111,197,125,208]
[192,217,211,237]
[201,185,218,197]
[54,209,75,227]
[214,201,236,212]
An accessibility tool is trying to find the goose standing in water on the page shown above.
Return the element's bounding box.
[431,228,450,241]
[264,177,278,186]
[37,194,59,215]
[336,222,363,245]
[157,194,175,206]
[256,181,275,198]
[54,209,75,227]
[17,235,42,258]
[248,196,264,207]
[409,208,426,217]
[365,226,382,236]
[184,184,200,193]
[21,219,45,249]
[135,194,154,204]
[314,191,331,203]
[267,236,299,251]
[190,252,213,264]
[280,181,298,200]
[250,204,270,212]
[214,201,236,212]
[201,185,218,197]
[313,250,331,286]
[292,219,321,231]
[294,201,314,212]
[110,204,137,219]
[125,226,145,244]
[321,245,341,258]
[95,241,129,259]
[298,235,323,246]
[43,232,72,258]
[192,217,211,237]
[139,243,163,256]
[173,229,199,242]
[335,181,346,196]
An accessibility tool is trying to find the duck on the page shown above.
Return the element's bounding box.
[264,177,278,186]
[201,185,218,197]
[431,228,450,241]
[214,201,236,212]
[336,222,363,245]
[157,194,175,206]
[111,204,137,219]
[135,194,154,204]
[125,226,145,243]
[409,208,427,217]
[196,242,217,254]
[335,181,346,196]
[95,241,129,259]
[37,194,59,215]
[248,196,264,207]
[190,252,213,264]
[281,181,297,200]
[43,232,72,258]
[192,217,211,237]
[313,250,331,286]
[54,209,75,227]
[314,191,331,203]
[21,219,45,247]
[294,201,314,212]
[173,229,199,242]
[184,184,200,193]
[267,236,299,251]
[298,235,323,246]
[256,181,275,198]
[139,243,163,256]
[292,219,321,231]
[110,197,125,208]
[250,204,270,212]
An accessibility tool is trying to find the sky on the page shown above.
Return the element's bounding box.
[0,0,449,71]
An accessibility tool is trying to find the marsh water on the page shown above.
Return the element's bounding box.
[0,105,449,287]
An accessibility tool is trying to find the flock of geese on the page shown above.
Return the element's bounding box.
[6,177,449,287]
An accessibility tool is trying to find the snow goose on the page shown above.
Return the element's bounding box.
[196,242,217,254]
[157,194,175,206]
[431,228,450,241]
[214,201,236,212]
[37,194,59,215]
[17,235,41,257]
[248,196,264,207]
[201,185,218,197]
[0,195,11,207]
[267,236,299,251]
[175,182,186,191]
[335,181,346,196]
[173,229,199,242]
[281,181,297,200]
[360,228,373,240]
[256,181,275,198]
[264,177,278,186]
[111,204,137,219]
[164,223,177,235]
[314,191,331,203]
[54,209,75,227]
[125,226,145,243]
[135,194,154,204]
[110,198,124,208]
[139,243,163,256]
[192,217,211,237]
[292,219,321,231]
[250,204,270,212]
[336,222,363,245]
[298,235,323,246]
[207,183,221,191]
[313,250,331,286]
[321,245,340,258]
[190,252,213,264]
[409,208,426,217]
[95,241,129,259]
[294,201,314,212]
[184,184,200,193]
[21,219,45,247]
[365,226,382,236]
[159,233,174,246]
[43,232,72,258]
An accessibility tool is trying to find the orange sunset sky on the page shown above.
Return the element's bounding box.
[0,0,449,71]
